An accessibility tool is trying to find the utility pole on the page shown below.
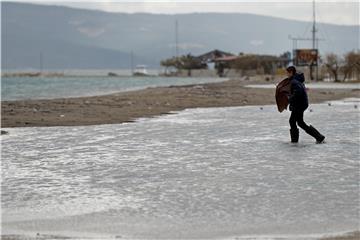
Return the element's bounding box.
[289,0,323,81]
[130,50,134,75]
[39,51,43,75]
[312,0,316,50]
[311,0,317,80]
[175,19,179,58]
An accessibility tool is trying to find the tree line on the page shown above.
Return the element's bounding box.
[161,50,360,81]
[323,51,360,82]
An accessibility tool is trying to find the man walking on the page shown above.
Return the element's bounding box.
[286,66,325,143]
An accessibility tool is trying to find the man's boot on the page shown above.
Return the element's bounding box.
[306,125,325,143]
[290,128,299,143]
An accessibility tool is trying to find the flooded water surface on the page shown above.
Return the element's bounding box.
[1,99,359,239]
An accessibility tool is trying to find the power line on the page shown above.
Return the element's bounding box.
[316,4,336,53]
[301,22,313,39]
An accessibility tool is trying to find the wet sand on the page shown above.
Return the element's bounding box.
[320,231,360,240]
[1,231,359,240]
[1,79,359,128]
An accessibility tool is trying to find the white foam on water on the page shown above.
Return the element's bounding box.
[1,99,359,239]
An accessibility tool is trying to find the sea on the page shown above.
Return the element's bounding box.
[2,70,359,101]
[1,98,359,239]
[1,74,226,101]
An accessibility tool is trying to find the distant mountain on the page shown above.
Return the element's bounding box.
[1,2,358,70]
[2,34,136,69]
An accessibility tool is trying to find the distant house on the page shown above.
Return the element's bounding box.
[195,50,237,77]
[196,49,236,64]
[195,50,291,77]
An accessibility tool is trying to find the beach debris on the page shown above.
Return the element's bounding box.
[328,103,332,106]
[84,100,90,104]
[260,107,263,110]
[60,115,65,118]
[34,232,72,239]
[33,108,38,112]
[1,130,9,135]
[355,105,358,109]
[309,109,313,112]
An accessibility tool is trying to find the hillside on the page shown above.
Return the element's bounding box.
[1,2,358,69]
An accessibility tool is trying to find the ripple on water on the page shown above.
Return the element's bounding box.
[1,99,359,238]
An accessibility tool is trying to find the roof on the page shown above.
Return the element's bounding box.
[214,55,239,62]
[196,49,235,63]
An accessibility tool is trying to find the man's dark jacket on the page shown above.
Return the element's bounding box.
[289,73,309,111]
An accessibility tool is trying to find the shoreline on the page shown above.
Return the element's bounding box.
[320,231,360,240]
[2,79,360,128]
[1,231,359,240]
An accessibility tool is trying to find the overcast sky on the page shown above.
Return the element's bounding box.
[13,0,360,26]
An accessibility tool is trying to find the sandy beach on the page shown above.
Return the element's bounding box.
[1,78,359,128]
[320,232,360,240]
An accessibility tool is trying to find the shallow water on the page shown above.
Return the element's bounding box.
[1,76,226,101]
[1,99,359,239]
